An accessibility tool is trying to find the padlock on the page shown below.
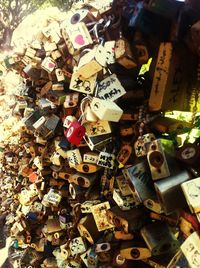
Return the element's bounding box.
[64,22,93,50]
[69,236,87,256]
[143,197,163,214]
[117,143,132,166]
[84,120,112,137]
[90,201,115,232]
[69,172,97,188]
[147,139,170,181]
[83,152,99,164]
[90,97,123,122]
[77,47,104,79]
[65,121,86,145]
[84,133,112,151]
[113,188,136,211]
[122,161,155,202]
[115,37,137,69]
[41,57,56,73]
[176,143,200,174]
[120,240,152,260]
[141,222,180,256]
[78,214,101,244]
[106,206,148,233]
[154,168,192,215]
[66,148,82,168]
[181,177,200,214]
[70,68,97,94]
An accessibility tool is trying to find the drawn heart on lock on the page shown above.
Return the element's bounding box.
[48,62,55,69]
[75,35,85,46]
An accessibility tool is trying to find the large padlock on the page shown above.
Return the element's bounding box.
[141,222,180,256]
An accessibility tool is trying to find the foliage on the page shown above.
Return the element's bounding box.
[0,0,74,50]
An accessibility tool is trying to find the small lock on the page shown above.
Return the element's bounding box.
[70,172,97,188]
[41,57,56,73]
[147,139,170,181]
[106,206,147,233]
[77,46,104,79]
[75,163,100,174]
[78,214,101,245]
[90,201,114,232]
[154,168,191,215]
[115,37,137,69]
[95,243,111,253]
[120,240,152,260]
[65,121,86,145]
[64,92,79,108]
[117,143,132,166]
[97,152,115,169]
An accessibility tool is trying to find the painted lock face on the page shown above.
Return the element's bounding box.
[66,121,86,145]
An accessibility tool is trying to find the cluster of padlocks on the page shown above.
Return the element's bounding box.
[0,0,200,267]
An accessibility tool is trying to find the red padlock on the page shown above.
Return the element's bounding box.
[65,121,86,145]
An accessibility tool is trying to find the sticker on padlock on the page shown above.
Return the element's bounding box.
[77,47,103,79]
[75,163,100,174]
[117,143,132,166]
[64,93,79,108]
[95,242,111,253]
[97,152,115,169]
[141,222,180,256]
[70,69,97,94]
[63,115,77,128]
[84,120,111,137]
[90,97,123,122]
[97,74,126,102]
[115,37,137,69]
[65,121,86,145]
[147,139,170,181]
[90,202,115,232]
[65,22,93,50]
[55,68,65,82]
[83,152,99,164]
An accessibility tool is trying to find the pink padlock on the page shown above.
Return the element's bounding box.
[65,121,86,145]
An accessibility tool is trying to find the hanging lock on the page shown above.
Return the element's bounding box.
[147,139,170,181]
[141,222,180,256]
[65,121,86,146]
[75,163,100,173]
